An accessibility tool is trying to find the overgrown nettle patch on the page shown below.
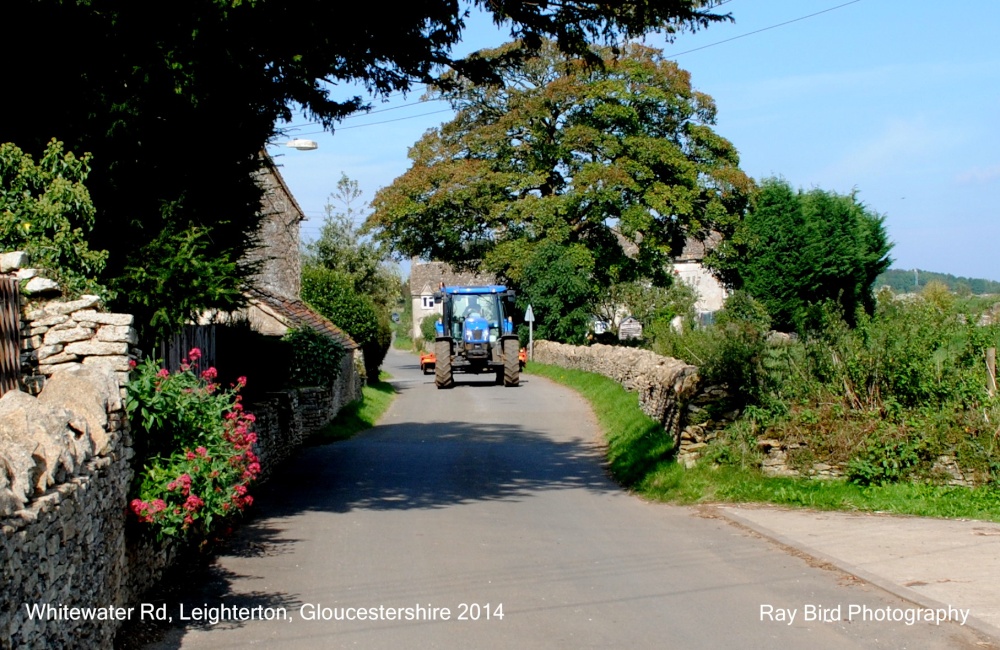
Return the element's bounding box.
[126,348,260,540]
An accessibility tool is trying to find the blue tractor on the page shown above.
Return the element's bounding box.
[433,285,520,388]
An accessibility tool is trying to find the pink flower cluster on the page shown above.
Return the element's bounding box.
[130,498,168,523]
[167,473,193,496]
[223,398,261,509]
[129,348,262,538]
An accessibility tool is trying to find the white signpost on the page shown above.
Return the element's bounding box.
[524,304,535,361]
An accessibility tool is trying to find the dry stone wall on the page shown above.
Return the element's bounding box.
[2,252,138,396]
[250,351,362,481]
[0,363,131,649]
[1,252,365,647]
[532,341,734,465]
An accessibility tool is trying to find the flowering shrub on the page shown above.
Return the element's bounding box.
[125,348,260,540]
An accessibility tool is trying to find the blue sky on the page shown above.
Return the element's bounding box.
[267,0,1000,281]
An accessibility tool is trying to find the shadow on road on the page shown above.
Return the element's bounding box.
[118,526,303,649]
[127,413,616,648]
[260,418,616,515]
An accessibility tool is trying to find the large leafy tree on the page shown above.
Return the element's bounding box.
[711,178,893,332]
[367,40,752,339]
[0,1,728,344]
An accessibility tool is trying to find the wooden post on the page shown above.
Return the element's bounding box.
[988,347,997,398]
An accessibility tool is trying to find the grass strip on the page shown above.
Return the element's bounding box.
[307,374,396,445]
[527,362,1000,522]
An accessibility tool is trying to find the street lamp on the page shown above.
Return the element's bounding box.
[284,138,318,151]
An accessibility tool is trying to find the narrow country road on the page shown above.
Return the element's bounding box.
[144,347,982,648]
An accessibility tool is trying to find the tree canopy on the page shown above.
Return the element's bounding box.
[305,174,401,312]
[711,178,893,332]
[367,39,752,340]
[0,1,729,343]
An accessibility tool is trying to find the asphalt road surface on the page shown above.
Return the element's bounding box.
[144,347,985,649]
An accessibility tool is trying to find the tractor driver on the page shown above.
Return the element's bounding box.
[463,297,484,320]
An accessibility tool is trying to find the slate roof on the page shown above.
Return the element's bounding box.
[248,288,358,350]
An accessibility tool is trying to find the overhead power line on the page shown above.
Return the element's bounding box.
[666,0,863,58]
[279,1,862,135]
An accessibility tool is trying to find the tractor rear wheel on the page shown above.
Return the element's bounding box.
[503,338,520,387]
[435,339,454,389]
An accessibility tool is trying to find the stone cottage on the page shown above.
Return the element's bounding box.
[408,260,495,340]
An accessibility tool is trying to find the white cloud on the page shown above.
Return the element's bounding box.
[818,116,958,183]
[955,164,1000,185]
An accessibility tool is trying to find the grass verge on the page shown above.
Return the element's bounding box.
[527,363,1000,522]
[307,373,396,445]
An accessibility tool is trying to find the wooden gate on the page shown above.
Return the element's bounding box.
[0,276,21,396]
[161,324,216,372]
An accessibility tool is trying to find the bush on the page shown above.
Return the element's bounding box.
[125,349,259,540]
[420,313,440,342]
[695,289,1000,485]
[0,139,108,296]
[302,265,389,383]
[714,178,892,333]
[283,327,346,387]
[847,435,923,486]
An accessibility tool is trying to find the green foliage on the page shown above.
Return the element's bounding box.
[641,462,1000,521]
[846,436,923,486]
[392,281,415,350]
[420,314,440,342]
[530,357,1000,521]
[3,1,726,344]
[713,178,892,333]
[302,266,378,346]
[368,40,752,343]
[0,139,107,296]
[303,174,398,380]
[670,288,1000,487]
[125,225,246,338]
[301,265,388,383]
[596,279,697,339]
[516,240,596,344]
[282,327,346,388]
[876,268,1000,295]
[306,173,401,311]
[815,296,1000,411]
[125,349,259,540]
[654,291,772,406]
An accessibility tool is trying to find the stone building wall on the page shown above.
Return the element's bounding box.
[248,158,304,301]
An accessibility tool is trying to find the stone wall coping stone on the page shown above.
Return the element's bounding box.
[0,251,29,272]
[71,310,133,326]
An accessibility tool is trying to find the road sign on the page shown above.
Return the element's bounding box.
[525,305,534,361]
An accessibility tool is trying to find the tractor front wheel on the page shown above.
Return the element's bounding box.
[435,339,454,389]
[503,338,520,387]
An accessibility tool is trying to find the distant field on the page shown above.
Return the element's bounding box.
[876,268,1000,295]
